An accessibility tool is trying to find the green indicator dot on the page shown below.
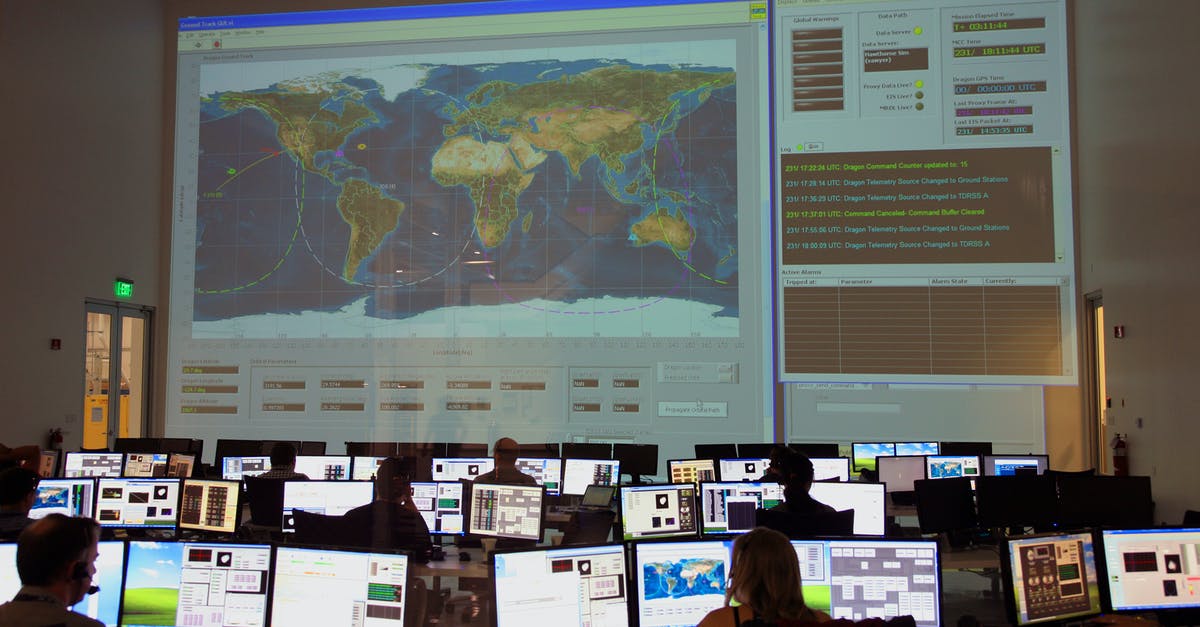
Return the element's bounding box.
[914,26,924,35]
[226,168,236,175]
[915,80,925,88]
[796,144,804,151]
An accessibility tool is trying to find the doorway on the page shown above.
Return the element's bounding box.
[82,301,153,450]
[1084,292,1108,474]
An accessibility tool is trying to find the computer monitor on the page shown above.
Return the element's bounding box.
[1002,531,1102,626]
[975,475,1057,530]
[877,455,927,494]
[717,458,769,482]
[807,482,887,536]
[914,477,977,535]
[850,443,895,472]
[516,442,561,457]
[493,543,629,627]
[791,538,942,627]
[925,455,981,480]
[220,455,271,480]
[280,480,374,533]
[64,452,124,478]
[699,482,785,536]
[351,455,387,481]
[896,441,940,456]
[560,458,621,496]
[431,457,495,482]
[1056,475,1154,529]
[467,482,544,541]
[445,442,488,458]
[37,450,58,478]
[178,478,241,534]
[214,438,268,463]
[294,454,352,480]
[667,459,717,485]
[123,452,169,478]
[940,441,993,457]
[95,478,181,531]
[811,457,851,482]
[29,478,96,520]
[1,540,125,626]
[633,539,730,627]
[612,443,659,478]
[694,443,738,460]
[789,442,840,458]
[581,484,616,507]
[166,453,196,478]
[561,442,612,460]
[1100,527,1200,612]
[410,481,465,535]
[515,457,563,495]
[123,541,272,626]
[619,484,698,541]
[270,546,410,626]
[984,454,1049,476]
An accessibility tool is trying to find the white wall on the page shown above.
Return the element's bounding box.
[1074,1,1200,524]
[0,0,164,451]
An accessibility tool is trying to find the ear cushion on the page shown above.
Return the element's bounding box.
[72,562,89,581]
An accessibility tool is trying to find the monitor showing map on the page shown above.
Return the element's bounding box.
[633,539,731,627]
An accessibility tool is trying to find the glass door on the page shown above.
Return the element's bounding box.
[83,302,152,450]
[1084,292,1108,474]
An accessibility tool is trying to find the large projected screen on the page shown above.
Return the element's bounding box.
[772,0,1076,385]
[167,0,773,464]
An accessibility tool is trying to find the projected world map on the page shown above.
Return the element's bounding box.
[193,47,739,338]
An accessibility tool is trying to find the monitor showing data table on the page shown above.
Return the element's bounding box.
[166,453,196,478]
[620,484,699,541]
[123,453,169,478]
[270,546,410,627]
[64,452,124,478]
[179,479,242,534]
[410,481,465,535]
[122,541,272,627]
[493,543,630,627]
[294,455,352,480]
[667,459,718,485]
[350,456,387,481]
[221,456,271,480]
[468,482,545,541]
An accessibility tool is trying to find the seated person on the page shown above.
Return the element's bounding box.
[0,467,40,540]
[257,442,309,480]
[0,514,104,627]
[472,437,538,486]
[756,444,796,483]
[771,452,835,516]
[343,457,433,560]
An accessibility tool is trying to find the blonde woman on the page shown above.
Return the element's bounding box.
[698,527,830,627]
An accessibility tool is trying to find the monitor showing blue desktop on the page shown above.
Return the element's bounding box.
[850,443,895,472]
[122,541,272,626]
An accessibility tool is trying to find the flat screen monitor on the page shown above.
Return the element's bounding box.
[789,442,840,458]
[467,482,544,541]
[925,455,981,480]
[984,454,1049,476]
[717,458,769,482]
[123,452,169,478]
[811,457,851,482]
[515,457,563,495]
[791,538,942,627]
[293,455,352,480]
[95,478,181,530]
[64,452,124,478]
[974,475,1057,531]
[896,442,940,456]
[270,546,410,626]
[29,478,95,520]
[179,478,241,534]
[1100,528,1200,612]
[581,485,616,507]
[166,453,196,478]
[807,482,887,536]
[699,482,785,536]
[123,541,272,627]
[493,543,629,627]
[735,443,776,458]
[1,540,126,626]
[37,450,58,478]
[561,459,621,496]
[694,443,738,460]
[612,443,659,478]
[876,455,925,493]
[915,477,977,534]
[1002,531,1102,626]
[410,481,465,535]
[619,484,698,541]
[431,457,495,482]
[351,455,387,481]
[561,442,612,460]
[280,480,374,533]
[850,443,895,472]
[516,442,561,458]
[633,539,730,627]
[1056,475,1154,529]
[667,459,717,485]
[940,441,994,457]
[221,456,271,480]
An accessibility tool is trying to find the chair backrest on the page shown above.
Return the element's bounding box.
[755,508,855,538]
[914,477,977,534]
[291,509,354,545]
[298,441,327,456]
[243,477,287,527]
[561,509,616,545]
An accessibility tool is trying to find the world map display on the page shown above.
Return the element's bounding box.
[192,45,739,338]
[642,558,726,600]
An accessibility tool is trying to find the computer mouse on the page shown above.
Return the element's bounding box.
[458,551,471,562]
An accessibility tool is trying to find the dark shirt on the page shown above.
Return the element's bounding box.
[0,511,32,541]
[472,466,538,486]
[771,492,836,516]
[343,501,433,561]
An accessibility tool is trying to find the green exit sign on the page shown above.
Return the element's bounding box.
[113,278,134,299]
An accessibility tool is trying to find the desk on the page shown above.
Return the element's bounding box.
[414,553,490,580]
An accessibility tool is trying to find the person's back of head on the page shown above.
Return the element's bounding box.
[778,452,815,487]
[269,442,297,468]
[0,467,39,510]
[373,457,416,502]
[728,527,814,623]
[493,437,519,467]
[17,514,99,587]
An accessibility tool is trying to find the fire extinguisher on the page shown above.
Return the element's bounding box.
[47,428,63,451]
[1111,433,1129,476]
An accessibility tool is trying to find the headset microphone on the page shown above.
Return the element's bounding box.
[87,585,100,596]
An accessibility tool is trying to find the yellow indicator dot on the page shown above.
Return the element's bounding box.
[914,26,924,35]
[357,143,367,150]
[915,80,925,88]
